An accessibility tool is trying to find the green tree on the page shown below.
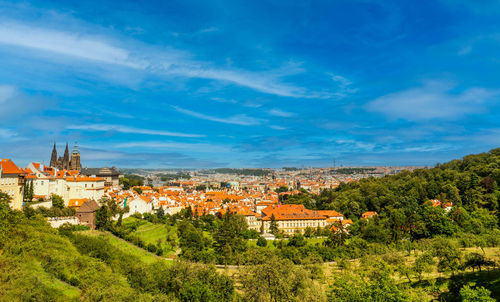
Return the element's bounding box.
[156,207,165,220]
[324,222,348,247]
[119,177,131,190]
[328,268,409,302]
[460,284,495,302]
[463,253,495,272]
[432,238,462,275]
[413,252,435,281]
[133,187,143,195]
[213,213,248,264]
[275,185,289,193]
[287,233,306,247]
[304,227,314,238]
[269,214,279,235]
[28,181,34,201]
[23,182,33,202]
[50,194,64,209]
[256,236,267,247]
[241,254,322,302]
[0,192,12,248]
[95,204,114,230]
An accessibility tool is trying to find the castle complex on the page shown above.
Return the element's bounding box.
[50,142,81,171]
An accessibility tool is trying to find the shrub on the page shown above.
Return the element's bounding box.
[257,236,267,247]
[146,243,157,253]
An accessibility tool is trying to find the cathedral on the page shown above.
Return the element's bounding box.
[50,142,82,171]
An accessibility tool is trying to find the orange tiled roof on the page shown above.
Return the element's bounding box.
[0,159,23,174]
[317,210,344,218]
[68,198,89,208]
[361,211,378,218]
[261,204,326,221]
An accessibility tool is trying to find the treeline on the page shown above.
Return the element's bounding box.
[158,172,191,181]
[119,174,144,190]
[205,168,272,176]
[282,148,500,245]
[331,167,377,175]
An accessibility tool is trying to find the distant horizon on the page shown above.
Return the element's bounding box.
[11,142,493,170]
[1,1,499,168]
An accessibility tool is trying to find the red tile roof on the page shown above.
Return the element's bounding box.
[261,204,326,221]
[0,159,23,174]
[361,211,378,218]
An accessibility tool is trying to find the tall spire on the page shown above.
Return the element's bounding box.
[63,142,70,169]
[50,142,58,167]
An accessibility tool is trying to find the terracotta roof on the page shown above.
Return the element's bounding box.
[361,211,378,218]
[76,199,99,213]
[69,198,89,209]
[261,204,326,221]
[317,210,344,218]
[0,159,23,174]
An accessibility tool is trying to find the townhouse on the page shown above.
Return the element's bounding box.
[0,159,25,210]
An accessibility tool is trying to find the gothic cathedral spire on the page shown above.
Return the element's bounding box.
[50,142,58,167]
[63,142,70,170]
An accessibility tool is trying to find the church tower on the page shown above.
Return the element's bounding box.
[50,142,58,168]
[70,142,81,171]
[63,143,70,170]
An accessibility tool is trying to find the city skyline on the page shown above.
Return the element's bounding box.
[1,1,499,168]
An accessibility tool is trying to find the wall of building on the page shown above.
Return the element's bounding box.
[0,174,23,210]
[46,216,80,228]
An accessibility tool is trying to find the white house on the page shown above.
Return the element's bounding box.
[123,195,154,218]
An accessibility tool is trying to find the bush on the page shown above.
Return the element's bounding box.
[146,243,157,253]
[257,236,267,247]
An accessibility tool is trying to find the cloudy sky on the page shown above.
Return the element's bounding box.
[0,0,499,168]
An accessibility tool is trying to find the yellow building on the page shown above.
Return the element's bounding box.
[261,204,329,235]
[0,159,25,210]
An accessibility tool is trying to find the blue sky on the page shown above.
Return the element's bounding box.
[0,0,499,168]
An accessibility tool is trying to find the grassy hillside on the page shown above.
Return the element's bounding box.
[79,230,163,264]
[0,199,235,301]
[0,212,140,301]
[122,217,178,257]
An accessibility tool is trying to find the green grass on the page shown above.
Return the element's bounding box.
[29,260,81,299]
[80,230,161,264]
[123,217,178,256]
[0,255,81,301]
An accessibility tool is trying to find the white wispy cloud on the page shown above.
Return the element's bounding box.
[365,81,498,121]
[0,128,18,139]
[168,67,305,97]
[269,125,287,130]
[0,20,341,98]
[0,22,147,69]
[67,124,205,137]
[267,108,295,117]
[172,106,264,126]
[114,141,230,152]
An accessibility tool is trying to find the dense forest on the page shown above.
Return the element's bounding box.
[1,148,500,301]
